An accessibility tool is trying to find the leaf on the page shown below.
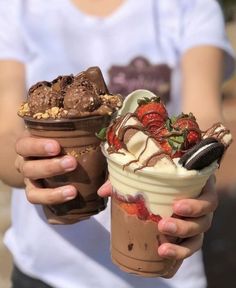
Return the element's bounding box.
[95,127,107,141]
[170,115,177,124]
[150,96,161,102]
[137,97,151,106]
[166,118,172,131]
[168,135,184,150]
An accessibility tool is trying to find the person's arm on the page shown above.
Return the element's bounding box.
[0,60,26,187]
[181,46,225,128]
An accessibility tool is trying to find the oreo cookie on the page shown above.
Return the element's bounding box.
[179,137,225,170]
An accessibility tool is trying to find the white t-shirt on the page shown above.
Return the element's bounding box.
[0,0,234,287]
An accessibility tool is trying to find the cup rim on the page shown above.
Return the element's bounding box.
[23,114,110,124]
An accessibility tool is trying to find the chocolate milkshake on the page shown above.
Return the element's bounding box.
[102,89,232,276]
[19,67,123,224]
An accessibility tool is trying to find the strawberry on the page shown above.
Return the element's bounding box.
[148,214,162,223]
[153,127,172,155]
[159,140,172,155]
[119,195,149,220]
[136,96,168,129]
[187,131,201,146]
[120,202,138,215]
[113,137,122,150]
[172,113,201,149]
[107,127,115,145]
[107,125,122,150]
[172,150,184,158]
[136,197,150,220]
[119,195,162,223]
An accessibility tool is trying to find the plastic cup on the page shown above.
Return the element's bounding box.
[103,147,216,276]
[24,115,110,225]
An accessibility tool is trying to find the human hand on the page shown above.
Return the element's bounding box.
[98,175,217,278]
[15,131,78,205]
[157,175,217,277]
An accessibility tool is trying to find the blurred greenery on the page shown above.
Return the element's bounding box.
[220,0,236,22]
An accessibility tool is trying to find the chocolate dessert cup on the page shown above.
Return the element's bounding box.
[25,115,110,225]
[18,66,123,224]
[101,89,232,277]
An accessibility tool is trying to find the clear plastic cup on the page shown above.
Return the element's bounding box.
[24,115,110,224]
[103,147,216,276]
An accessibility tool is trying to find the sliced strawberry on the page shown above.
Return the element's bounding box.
[107,125,122,150]
[159,140,172,155]
[113,137,122,150]
[120,202,138,215]
[136,96,168,129]
[148,214,162,223]
[136,199,150,220]
[119,195,162,223]
[107,127,115,145]
[172,150,184,158]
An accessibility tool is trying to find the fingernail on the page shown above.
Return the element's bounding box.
[60,157,76,171]
[62,187,76,200]
[163,222,177,234]
[45,142,56,155]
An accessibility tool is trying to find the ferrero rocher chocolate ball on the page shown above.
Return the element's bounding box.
[28,81,63,114]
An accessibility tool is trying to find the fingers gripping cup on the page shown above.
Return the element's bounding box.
[102,89,232,277]
[18,67,123,224]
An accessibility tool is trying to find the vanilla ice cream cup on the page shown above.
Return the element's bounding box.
[102,145,217,276]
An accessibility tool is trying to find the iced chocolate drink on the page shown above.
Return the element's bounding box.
[102,89,232,276]
[18,67,123,224]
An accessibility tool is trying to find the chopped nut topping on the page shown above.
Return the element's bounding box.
[18,103,31,117]
[66,145,98,159]
[67,150,79,158]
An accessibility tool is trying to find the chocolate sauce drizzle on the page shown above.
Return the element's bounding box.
[202,122,232,148]
[107,113,176,172]
[134,153,173,173]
